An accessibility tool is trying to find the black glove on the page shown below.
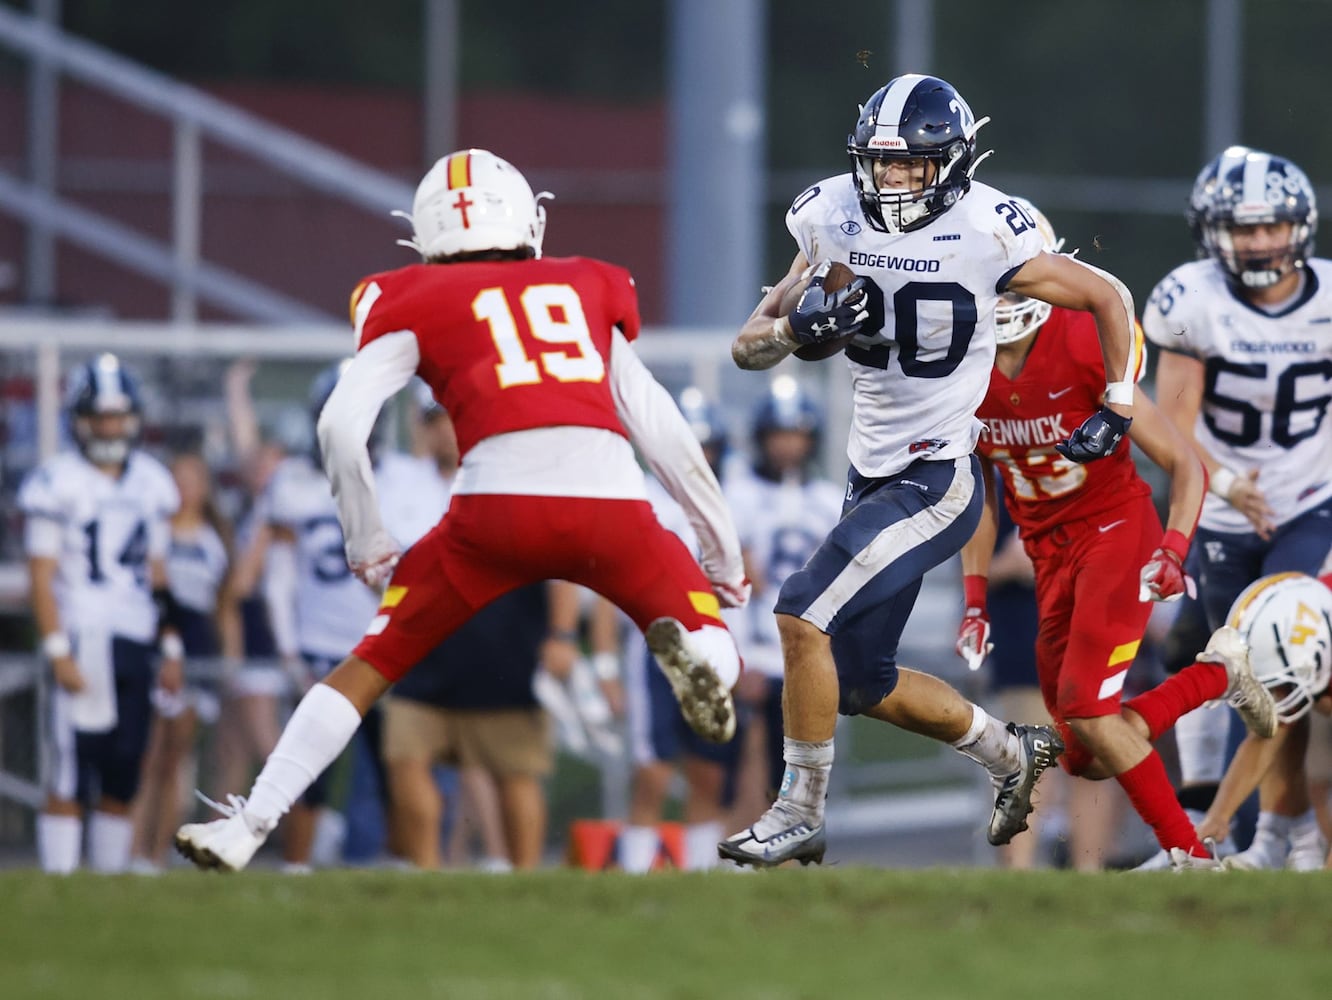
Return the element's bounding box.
[1055,406,1132,464]
[789,277,870,345]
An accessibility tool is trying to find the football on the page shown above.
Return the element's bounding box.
[779,260,860,361]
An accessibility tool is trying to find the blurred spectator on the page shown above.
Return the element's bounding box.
[130,452,235,873]
[18,354,182,873]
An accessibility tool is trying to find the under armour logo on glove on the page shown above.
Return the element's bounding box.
[955,607,993,672]
[1055,406,1132,464]
[789,278,870,345]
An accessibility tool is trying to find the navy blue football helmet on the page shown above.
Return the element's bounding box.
[1188,146,1318,289]
[676,386,728,474]
[66,352,143,465]
[751,376,822,479]
[847,74,990,233]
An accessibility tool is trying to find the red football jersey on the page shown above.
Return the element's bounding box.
[351,256,640,457]
[976,307,1150,537]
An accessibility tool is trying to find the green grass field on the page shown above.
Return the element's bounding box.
[2,868,1329,1000]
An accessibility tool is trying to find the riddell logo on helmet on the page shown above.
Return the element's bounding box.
[868,136,908,150]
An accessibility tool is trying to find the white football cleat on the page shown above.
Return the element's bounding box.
[174,793,271,873]
[718,800,826,868]
[646,617,736,743]
[1198,626,1278,738]
[1169,845,1224,872]
[1223,836,1288,871]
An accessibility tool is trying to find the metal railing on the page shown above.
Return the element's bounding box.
[0,5,415,324]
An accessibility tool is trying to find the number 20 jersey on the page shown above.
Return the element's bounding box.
[351,256,640,459]
[1143,259,1332,533]
[786,175,1046,478]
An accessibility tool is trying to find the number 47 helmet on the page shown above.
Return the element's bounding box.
[1226,573,1332,725]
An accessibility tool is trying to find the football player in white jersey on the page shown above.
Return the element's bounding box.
[726,377,842,824]
[18,354,182,873]
[723,74,1141,867]
[1144,146,1332,863]
[252,361,383,869]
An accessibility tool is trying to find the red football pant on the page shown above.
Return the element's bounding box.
[354,494,727,682]
[1027,495,1160,775]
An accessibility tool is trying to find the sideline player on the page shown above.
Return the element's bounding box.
[958,199,1275,870]
[19,354,183,873]
[1143,147,1332,849]
[176,149,747,871]
[722,74,1140,867]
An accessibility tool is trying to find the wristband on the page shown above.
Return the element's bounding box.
[962,574,989,612]
[159,633,185,660]
[547,629,579,644]
[590,652,620,683]
[1104,381,1134,406]
[1159,529,1190,562]
[1209,466,1238,501]
[41,632,71,660]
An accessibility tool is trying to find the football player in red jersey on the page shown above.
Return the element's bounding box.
[176,149,749,872]
[957,200,1278,870]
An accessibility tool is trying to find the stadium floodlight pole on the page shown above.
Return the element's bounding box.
[1202,0,1243,160]
[893,0,934,77]
[423,0,460,167]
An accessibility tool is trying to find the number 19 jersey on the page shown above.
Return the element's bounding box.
[350,256,640,459]
[1143,258,1332,533]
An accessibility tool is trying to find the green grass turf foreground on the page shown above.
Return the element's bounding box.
[1,867,1328,1000]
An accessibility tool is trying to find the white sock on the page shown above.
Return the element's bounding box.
[87,812,134,873]
[683,820,724,871]
[619,824,659,874]
[1289,809,1323,846]
[779,737,833,817]
[1173,706,1229,784]
[687,625,741,689]
[952,705,1018,777]
[244,684,363,833]
[37,814,82,874]
[1254,809,1294,843]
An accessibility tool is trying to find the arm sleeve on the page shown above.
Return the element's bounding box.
[608,331,744,587]
[316,330,420,565]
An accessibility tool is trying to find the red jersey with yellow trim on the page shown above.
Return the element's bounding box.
[350,256,640,457]
[976,306,1149,538]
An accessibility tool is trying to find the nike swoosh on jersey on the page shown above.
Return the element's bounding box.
[1098,519,1127,532]
[1048,387,1074,399]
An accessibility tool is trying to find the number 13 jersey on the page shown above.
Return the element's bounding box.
[786,175,1046,478]
[1143,258,1332,533]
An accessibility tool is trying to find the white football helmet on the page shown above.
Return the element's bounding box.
[1227,573,1332,725]
[994,197,1065,346]
[397,149,551,260]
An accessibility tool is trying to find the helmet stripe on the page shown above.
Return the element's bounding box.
[446,152,472,190]
[1239,151,1270,210]
[873,74,928,139]
[1226,572,1306,628]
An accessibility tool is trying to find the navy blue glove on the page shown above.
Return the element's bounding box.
[1055,406,1132,464]
[789,277,869,346]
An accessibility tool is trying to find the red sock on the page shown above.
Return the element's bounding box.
[1115,752,1207,855]
[1122,662,1227,741]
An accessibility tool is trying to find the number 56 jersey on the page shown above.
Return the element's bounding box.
[786,176,1046,478]
[1143,258,1332,533]
[351,256,640,460]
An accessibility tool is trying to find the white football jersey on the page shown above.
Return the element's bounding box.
[786,176,1046,478]
[167,522,228,615]
[265,454,379,658]
[725,471,844,678]
[19,450,180,642]
[1143,258,1332,533]
[375,451,453,549]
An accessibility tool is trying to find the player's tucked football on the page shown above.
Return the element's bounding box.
[779,261,861,361]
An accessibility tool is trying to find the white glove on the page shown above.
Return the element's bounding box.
[346,530,401,592]
[713,577,751,609]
